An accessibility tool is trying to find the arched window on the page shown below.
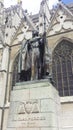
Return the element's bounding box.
[52,40,73,96]
[12,54,20,88]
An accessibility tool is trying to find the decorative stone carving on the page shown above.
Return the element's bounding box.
[25,101,33,114]
[18,100,40,115]
[48,4,73,36]
[18,103,25,114]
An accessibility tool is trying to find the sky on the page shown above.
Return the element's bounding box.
[4,0,73,14]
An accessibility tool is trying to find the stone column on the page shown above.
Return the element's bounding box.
[1,46,9,71]
[0,45,10,130]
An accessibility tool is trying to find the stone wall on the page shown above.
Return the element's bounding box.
[61,97,73,130]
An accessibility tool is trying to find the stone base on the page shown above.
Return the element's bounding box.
[7,79,61,130]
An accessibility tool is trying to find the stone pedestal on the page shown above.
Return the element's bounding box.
[7,79,61,130]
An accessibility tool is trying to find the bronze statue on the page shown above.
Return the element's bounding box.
[18,32,49,81]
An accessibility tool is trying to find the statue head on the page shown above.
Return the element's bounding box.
[32,31,38,38]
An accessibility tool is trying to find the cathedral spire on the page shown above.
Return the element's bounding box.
[39,0,51,34]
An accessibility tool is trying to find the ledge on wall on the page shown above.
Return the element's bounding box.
[60,96,73,103]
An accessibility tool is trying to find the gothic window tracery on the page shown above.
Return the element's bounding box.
[52,40,73,96]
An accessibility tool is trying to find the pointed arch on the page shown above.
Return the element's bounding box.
[53,37,73,51]
[52,38,73,96]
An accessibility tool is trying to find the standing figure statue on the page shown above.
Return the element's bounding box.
[18,40,32,81]
[18,32,49,81]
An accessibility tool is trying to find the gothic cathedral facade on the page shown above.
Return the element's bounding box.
[0,0,73,130]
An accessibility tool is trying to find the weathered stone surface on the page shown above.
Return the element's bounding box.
[7,80,60,130]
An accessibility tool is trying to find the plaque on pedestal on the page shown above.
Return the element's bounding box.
[7,79,61,130]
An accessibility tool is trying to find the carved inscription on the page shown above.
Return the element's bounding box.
[12,100,46,128]
[13,114,46,127]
